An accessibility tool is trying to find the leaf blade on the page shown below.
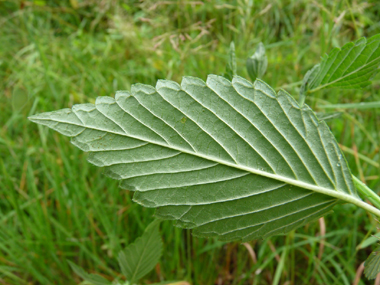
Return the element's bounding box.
[308,35,380,92]
[117,220,162,283]
[68,261,112,285]
[29,75,380,242]
[246,42,268,80]
[365,246,380,280]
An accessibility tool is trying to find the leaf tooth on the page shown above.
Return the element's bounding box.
[95,95,115,105]
[131,83,156,95]
[206,74,229,86]
[278,89,301,110]
[115,90,131,100]
[156,79,180,91]
[181,76,206,89]
[232,75,253,87]
[72,103,96,113]
[253,78,276,98]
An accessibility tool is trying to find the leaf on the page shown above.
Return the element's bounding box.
[29,75,380,242]
[68,261,112,285]
[307,35,380,93]
[118,220,162,284]
[246,42,267,81]
[365,245,380,280]
[299,64,319,105]
[357,232,380,250]
[223,42,237,80]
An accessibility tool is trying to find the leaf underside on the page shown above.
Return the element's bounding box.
[308,34,380,91]
[365,245,380,280]
[29,75,359,242]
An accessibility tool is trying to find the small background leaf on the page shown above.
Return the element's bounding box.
[357,233,380,250]
[117,219,163,284]
[307,35,380,93]
[68,261,112,285]
[364,245,380,279]
[246,42,267,81]
[223,42,237,80]
[299,64,319,105]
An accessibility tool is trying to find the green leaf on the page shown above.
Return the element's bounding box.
[246,42,267,81]
[118,220,162,284]
[224,42,237,80]
[67,261,112,285]
[365,245,380,280]
[307,35,380,93]
[299,64,319,105]
[29,75,380,242]
[358,233,380,250]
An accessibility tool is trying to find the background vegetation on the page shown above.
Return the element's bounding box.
[1,0,380,284]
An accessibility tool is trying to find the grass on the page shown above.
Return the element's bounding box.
[1,0,380,284]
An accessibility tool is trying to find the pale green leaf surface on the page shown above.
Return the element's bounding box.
[365,245,380,280]
[30,75,370,242]
[308,35,380,92]
[68,261,112,285]
[118,220,162,283]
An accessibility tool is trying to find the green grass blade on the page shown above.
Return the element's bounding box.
[316,112,343,121]
[319,101,380,109]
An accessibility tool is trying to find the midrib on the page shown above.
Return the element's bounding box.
[30,116,380,217]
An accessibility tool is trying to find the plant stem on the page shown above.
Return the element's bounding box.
[353,176,380,210]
